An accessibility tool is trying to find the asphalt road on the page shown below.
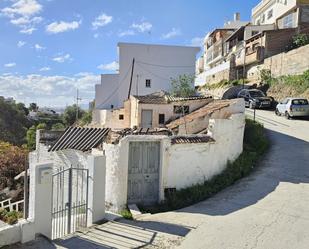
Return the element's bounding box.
[139,109,309,249]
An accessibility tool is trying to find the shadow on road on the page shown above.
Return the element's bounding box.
[176,128,309,216]
[53,219,190,249]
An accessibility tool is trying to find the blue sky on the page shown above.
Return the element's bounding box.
[0,0,260,107]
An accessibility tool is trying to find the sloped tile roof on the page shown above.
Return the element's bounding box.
[171,135,215,144]
[133,91,212,104]
[166,99,236,130]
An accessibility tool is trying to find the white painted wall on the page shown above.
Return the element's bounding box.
[95,43,200,109]
[195,61,230,86]
[103,112,245,212]
[252,0,297,25]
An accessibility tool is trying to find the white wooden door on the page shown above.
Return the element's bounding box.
[128,141,160,205]
[141,110,153,128]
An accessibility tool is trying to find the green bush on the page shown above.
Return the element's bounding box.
[120,209,133,220]
[290,34,309,50]
[0,210,22,225]
[141,119,269,213]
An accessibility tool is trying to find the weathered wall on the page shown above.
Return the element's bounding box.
[103,112,245,212]
[133,98,213,128]
[247,44,309,81]
[165,113,245,189]
[176,99,245,134]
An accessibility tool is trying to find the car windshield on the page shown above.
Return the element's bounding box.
[292,99,308,105]
[249,90,265,98]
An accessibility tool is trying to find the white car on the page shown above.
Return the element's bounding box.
[275,98,309,119]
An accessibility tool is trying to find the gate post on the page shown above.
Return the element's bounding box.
[29,162,53,239]
[87,155,106,227]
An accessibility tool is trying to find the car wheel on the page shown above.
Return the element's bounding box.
[285,111,291,120]
[275,108,280,116]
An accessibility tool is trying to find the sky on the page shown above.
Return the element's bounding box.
[0,0,260,108]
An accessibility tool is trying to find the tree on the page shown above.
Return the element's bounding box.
[80,111,92,126]
[0,141,27,190]
[62,104,85,126]
[52,123,65,130]
[0,98,31,146]
[170,74,196,97]
[26,126,36,151]
[29,103,38,112]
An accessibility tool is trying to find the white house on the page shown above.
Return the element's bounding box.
[95,42,200,110]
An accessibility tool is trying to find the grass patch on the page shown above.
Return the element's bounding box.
[140,119,269,214]
[201,79,249,90]
[120,209,133,220]
[262,69,309,96]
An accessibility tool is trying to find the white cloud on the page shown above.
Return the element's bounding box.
[92,13,112,30]
[131,22,152,33]
[93,33,99,38]
[190,37,204,47]
[39,67,51,71]
[161,28,182,39]
[17,41,26,48]
[118,30,135,37]
[1,0,42,18]
[4,63,17,68]
[97,61,119,71]
[20,27,36,34]
[34,43,45,51]
[52,54,72,63]
[1,0,43,34]
[0,73,100,107]
[46,20,81,34]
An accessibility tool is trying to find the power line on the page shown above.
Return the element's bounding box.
[136,63,171,81]
[97,62,133,108]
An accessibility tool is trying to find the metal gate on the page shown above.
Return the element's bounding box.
[51,166,89,240]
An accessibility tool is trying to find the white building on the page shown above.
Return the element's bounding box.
[95,42,200,110]
[252,0,298,26]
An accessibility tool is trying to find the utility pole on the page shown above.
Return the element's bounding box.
[76,89,82,123]
[128,58,135,99]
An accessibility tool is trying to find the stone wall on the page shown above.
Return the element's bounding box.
[247,44,309,81]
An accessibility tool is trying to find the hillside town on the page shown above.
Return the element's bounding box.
[1,0,309,248]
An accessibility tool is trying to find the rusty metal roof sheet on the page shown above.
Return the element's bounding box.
[171,135,215,144]
[48,127,110,152]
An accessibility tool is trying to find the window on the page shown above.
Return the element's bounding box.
[251,31,259,36]
[174,105,189,114]
[119,114,124,120]
[158,114,165,124]
[267,9,273,19]
[252,43,259,52]
[283,13,294,28]
[261,14,265,23]
[145,79,151,88]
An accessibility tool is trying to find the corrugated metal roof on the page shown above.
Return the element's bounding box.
[48,127,110,152]
[171,136,215,144]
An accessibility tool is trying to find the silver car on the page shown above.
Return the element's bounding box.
[275,98,309,119]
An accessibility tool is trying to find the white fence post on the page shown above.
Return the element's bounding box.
[28,162,53,239]
[87,155,106,227]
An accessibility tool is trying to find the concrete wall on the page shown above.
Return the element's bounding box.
[247,43,309,81]
[103,112,245,212]
[131,98,213,128]
[96,43,199,109]
[195,61,231,86]
[166,114,245,189]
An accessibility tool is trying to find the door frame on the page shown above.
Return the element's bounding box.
[127,140,162,205]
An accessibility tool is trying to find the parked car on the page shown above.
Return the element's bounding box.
[275,98,309,119]
[237,89,273,109]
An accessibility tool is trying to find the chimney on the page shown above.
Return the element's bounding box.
[234,12,240,21]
